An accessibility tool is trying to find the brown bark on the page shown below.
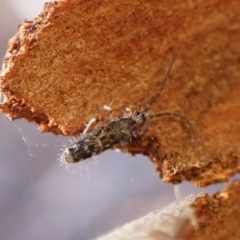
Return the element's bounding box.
[97,181,240,240]
[1,0,240,186]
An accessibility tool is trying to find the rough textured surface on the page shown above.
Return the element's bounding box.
[97,193,201,240]
[97,181,240,240]
[1,0,240,186]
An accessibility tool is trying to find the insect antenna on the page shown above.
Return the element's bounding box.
[143,54,177,112]
[147,112,196,143]
[144,54,196,143]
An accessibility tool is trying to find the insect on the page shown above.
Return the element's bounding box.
[60,55,195,164]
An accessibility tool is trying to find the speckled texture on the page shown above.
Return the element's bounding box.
[97,181,240,240]
[192,181,240,240]
[1,0,240,186]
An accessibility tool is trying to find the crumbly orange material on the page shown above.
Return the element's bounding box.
[1,0,240,186]
[97,181,240,240]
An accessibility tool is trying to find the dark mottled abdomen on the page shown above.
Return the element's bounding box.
[63,117,143,163]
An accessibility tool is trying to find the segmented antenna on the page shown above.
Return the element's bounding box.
[148,112,196,143]
[144,54,177,112]
[144,54,196,143]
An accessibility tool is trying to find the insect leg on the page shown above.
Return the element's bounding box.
[103,104,113,112]
[148,112,196,143]
[83,118,97,134]
[102,104,115,120]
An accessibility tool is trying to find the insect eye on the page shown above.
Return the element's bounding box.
[135,111,141,116]
[69,144,78,153]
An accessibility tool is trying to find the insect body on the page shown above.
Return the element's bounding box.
[61,55,195,164]
[63,111,146,163]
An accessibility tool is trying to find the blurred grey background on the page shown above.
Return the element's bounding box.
[0,1,225,240]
